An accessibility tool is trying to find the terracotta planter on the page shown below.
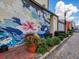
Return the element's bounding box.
[25,44,37,53]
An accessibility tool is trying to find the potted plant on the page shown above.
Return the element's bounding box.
[24,33,40,53]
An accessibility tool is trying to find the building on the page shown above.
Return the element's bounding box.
[0,0,58,48]
[58,18,65,31]
[33,0,48,9]
[66,21,71,32]
[50,14,58,36]
[32,0,58,36]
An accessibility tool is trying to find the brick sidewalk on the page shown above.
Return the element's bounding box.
[0,46,36,59]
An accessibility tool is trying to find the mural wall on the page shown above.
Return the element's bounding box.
[0,0,50,48]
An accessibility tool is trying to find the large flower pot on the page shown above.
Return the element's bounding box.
[25,44,37,53]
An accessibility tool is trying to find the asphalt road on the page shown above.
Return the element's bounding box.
[46,33,79,59]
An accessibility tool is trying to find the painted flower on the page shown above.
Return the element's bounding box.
[17,20,40,34]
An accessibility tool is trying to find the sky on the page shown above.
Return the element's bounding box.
[49,0,79,25]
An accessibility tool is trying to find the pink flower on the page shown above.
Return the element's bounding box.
[21,21,36,30]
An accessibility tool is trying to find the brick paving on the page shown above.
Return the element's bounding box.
[0,45,37,59]
[46,33,79,59]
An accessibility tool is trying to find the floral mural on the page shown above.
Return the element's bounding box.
[0,0,50,48]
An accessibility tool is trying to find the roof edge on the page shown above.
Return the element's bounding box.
[30,0,58,17]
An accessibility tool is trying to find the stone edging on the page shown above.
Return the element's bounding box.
[39,35,72,59]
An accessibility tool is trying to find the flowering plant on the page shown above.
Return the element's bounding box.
[24,33,40,46]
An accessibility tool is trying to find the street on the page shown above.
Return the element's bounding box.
[46,33,79,59]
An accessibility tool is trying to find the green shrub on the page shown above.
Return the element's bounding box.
[36,37,61,54]
[60,33,67,38]
[36,39,48,54]
[36,46,47,54]
[46,37,54,46]
[57,36,64,41]
[65,33,69,37]
[37,39,48,48]
[55,31,65,36]
[46,36,61,46]
[52,37,61,45]
[68,29,73,35]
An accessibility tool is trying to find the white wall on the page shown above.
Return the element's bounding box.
[58,22,65,31]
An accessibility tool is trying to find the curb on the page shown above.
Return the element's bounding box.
[39,35,72,59]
